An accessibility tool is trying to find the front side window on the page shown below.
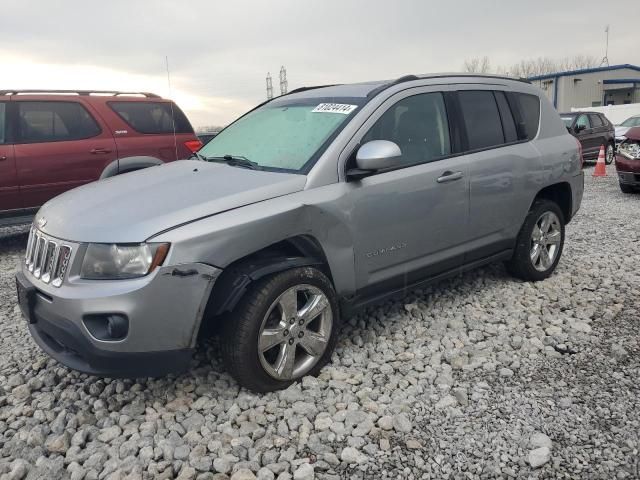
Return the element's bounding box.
[0,103,5,144]
[576,114,590,130]
[561,116,575,128]
[199,98,363,172]
[17,101,101,143]
[362,92,451,165]
[109,101,193,134]
[458,90,504,150]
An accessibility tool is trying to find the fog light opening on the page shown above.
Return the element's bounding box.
[83,314,129,341]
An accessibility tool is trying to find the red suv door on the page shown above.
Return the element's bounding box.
[13,98,118,208]
[0,100,20,211]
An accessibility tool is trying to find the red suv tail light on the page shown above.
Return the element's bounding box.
[575,137,583,167]
[184,140,203,153]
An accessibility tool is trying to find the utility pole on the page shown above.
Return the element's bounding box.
[266,72,273,100]
[279,66,288,95]
[600,25,610,67]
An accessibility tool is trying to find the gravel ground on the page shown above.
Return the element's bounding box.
[0,165,638,480]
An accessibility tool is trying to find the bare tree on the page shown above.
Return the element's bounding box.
[462,56,492,74]
[557,55,599,72]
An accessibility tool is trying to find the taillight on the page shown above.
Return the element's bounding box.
[184,140,203,153]
[576,138,583,167]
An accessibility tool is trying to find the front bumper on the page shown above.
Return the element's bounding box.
[615,155,640,186]
[16,261,221,378]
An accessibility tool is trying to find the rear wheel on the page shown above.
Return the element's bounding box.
[620,183,635,194]
[221,267,339,392]
[506,199,565,282]
[605,143,615,165]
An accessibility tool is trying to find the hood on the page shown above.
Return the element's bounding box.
[37,160,307,243]
[624,126,640,141]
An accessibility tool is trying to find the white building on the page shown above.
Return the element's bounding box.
[529,64,640,112]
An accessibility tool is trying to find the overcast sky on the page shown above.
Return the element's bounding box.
[1,0,639,128]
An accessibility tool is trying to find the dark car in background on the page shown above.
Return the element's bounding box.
[615,126,640,194]
[197,132,218,147]
[0,90,201,226]
[561,111,615,164]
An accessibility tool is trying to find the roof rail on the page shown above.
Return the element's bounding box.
[0,89,161,98]
[366,75,419,98]
[284,84,341,96]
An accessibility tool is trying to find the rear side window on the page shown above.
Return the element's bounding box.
[109,101,193,134]
[0,103,5,144]
[515,93,541,140]
[17,101,101,143]
[458,90,504,150]
[589,114,603,127]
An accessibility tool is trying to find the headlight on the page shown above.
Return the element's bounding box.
[618,141,640,160]
[80,243,169,279]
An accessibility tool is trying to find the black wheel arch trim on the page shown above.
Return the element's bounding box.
[99,156,164,179]
[208,256,325,316]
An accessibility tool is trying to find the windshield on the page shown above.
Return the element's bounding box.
[561,116,575,127]
[620,116,640,127]
[198,97,363,173]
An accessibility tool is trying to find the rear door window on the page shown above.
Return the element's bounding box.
[458,90,504,150]
[109,101,193,134]
[514,93,540,140]
[589,114,603,128]
[16,101,101,143]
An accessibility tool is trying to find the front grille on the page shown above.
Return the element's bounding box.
[25,228,73,287]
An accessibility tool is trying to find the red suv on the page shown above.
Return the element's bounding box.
[0,90,201,225]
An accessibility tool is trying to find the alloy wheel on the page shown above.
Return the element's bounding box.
[530,211,562,272]
[257,284,332,380]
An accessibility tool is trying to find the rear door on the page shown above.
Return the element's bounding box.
[462,89,542,261]
[588,113,607,150]
[14,99,118,208]
[105,100,199,163]
[0,100,20,211]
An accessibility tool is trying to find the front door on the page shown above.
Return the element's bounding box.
[346,91,469,299]
[13,100,118,208]
[0,101,20,211]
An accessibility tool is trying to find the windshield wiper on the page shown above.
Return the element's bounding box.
[204,154,262,170]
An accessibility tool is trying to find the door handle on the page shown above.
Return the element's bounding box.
[90,148,112,154]
[437,171,463,183]
[0,156,7,161]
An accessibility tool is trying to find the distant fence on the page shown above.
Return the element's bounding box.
[572,103,640,124]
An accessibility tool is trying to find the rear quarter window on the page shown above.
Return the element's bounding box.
[109,101,193,134]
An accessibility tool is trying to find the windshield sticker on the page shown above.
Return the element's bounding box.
[312,103,358,115]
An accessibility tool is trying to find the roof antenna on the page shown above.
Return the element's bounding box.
[165,56,179,161]
[600,25,610,67]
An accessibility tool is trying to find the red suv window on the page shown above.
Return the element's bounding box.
[108,101,193,134]
[17,101,101,143]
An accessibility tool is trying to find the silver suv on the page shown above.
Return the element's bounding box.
[15,74,584,392]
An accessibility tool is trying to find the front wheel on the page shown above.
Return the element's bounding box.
[506,199,565,282]
[605,143,615,165]
[221,267,339,392]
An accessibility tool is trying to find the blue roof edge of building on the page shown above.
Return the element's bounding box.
[528,64,640,81]
[602,79,640,84]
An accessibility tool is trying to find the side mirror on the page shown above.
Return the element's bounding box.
[347,140,403,180]
[575,124,586,133]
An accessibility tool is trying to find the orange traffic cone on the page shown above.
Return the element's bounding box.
[593,145,607,177]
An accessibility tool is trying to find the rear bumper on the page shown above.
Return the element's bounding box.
[16,261,221,378]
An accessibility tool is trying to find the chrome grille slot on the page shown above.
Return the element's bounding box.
[24,227,73,287]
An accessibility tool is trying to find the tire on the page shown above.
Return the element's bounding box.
[221,266,340,392]
[506,199,565,282]
[620,183,635,194]
[605,142,615,165]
